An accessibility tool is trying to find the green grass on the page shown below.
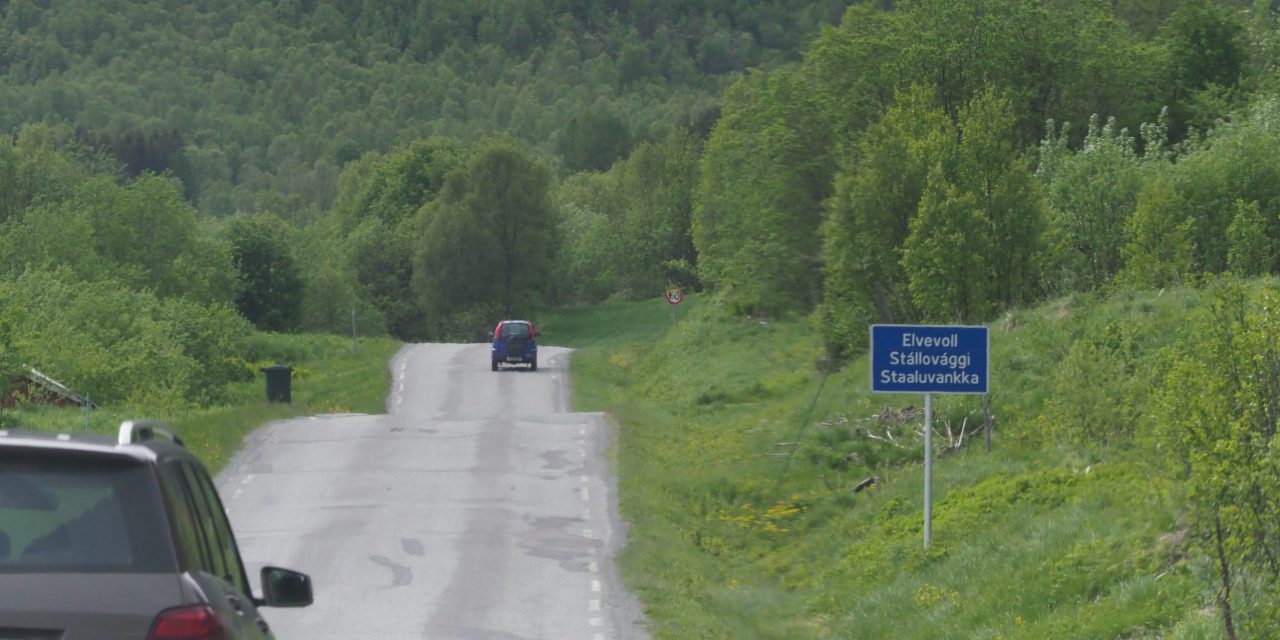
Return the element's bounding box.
[2,334,402,473]
[540,290,1224,640]
[535,294,703,349]
[0,287,1243,637]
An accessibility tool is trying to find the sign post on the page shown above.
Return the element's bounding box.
[870,324,989,549]
[665,286,684,324]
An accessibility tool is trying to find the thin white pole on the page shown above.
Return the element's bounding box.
[924,392,933,549]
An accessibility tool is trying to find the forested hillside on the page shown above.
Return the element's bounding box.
[5,0,1280,636]
[0,0,847,395]
[0,0,845,216]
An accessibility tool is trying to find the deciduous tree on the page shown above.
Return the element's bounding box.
[693,68,833,316]
[820,86,951,357]
[224,213,305,332]
[414,138,556,338]
[1038,116,1142,292]
[1156,279,1280,637]
[903,167,990,322]
[1117,175,1193,289]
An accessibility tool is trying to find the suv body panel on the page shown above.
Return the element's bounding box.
[0,573,185,638]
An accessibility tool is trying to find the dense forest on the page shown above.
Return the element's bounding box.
[5,0,1280,635]
[0,0,847,215]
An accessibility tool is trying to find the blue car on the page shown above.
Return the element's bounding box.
[491,320,539,371]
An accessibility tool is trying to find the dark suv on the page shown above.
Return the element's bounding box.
[0,420,312,639]
[491,320,539,371]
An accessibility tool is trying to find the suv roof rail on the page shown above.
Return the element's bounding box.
[118,420,185,448]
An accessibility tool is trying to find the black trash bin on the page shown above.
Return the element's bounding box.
[261,364,293,404]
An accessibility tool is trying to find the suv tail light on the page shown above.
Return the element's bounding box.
[147,605,229,640]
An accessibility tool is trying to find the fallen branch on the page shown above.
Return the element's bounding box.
[865,428,909,449]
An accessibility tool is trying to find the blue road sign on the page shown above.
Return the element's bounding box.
[870,325,989,394]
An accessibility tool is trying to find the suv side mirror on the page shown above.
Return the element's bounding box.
[260,566,313,607]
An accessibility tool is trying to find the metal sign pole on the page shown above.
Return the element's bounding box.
[869,325,988,551]
[665,286,684,325]
[924,392,932,549]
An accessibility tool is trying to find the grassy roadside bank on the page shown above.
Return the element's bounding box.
[2,334,402,473]
[545,292,1225,639]
[3,284,1263,638]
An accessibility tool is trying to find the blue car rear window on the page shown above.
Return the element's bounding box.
[501,323,531,338]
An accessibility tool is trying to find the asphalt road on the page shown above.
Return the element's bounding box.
[220,343,650,640]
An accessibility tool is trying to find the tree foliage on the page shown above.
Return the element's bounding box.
[1162,0,1248,136]
[0,269,251,407]
[1038,116,1147,292]
[822,88,1041,352]
[0,0,844,217]
[1227,199,1272,276]
[555,129,701,304]
[693,68,833,316]
[224,213,304,333]
[414,138,556,339]
[819,86,951,356]
[1168,96,1280,274]
[557,109,635,174]
[903,168,990,321]
[1117,174,1195,288]
[332,138,465,232]
[324,138,465,339]
[1156,279,1280,636]
[952,88,1045,310]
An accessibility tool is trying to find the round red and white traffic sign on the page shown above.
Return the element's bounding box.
[664,286,684,305]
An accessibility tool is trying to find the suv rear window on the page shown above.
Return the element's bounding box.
[0,451,173,574]
[500,322,531,338]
